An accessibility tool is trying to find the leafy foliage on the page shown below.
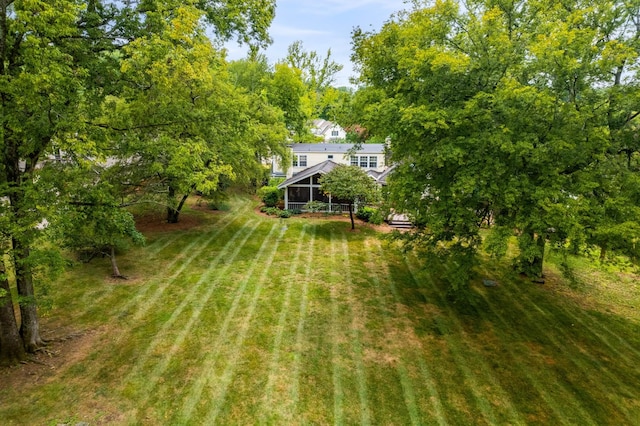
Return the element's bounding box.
[353,0,640,288]
[319,165,380,229]
[258,185,282,208]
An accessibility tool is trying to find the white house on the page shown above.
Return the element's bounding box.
[276,143,389,211]
[311,119,347,142]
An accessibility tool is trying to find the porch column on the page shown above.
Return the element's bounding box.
[284,187,289,210]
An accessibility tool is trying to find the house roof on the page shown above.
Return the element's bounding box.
[376,164,396,185]
[291,143,385,155]
[312,119,335,135]
[277,160,340,189]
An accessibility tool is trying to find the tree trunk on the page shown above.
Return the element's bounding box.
[12,238,44,352]
[166,184,192,224]
[167,206,180,224]
[530,234,546,282]
[0,262,26,366]
[599,244,607,262]
[348,203,355,230]
[166,185,189,224]
[109,245,124,278]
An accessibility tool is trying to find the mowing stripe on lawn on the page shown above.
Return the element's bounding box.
[179,222,283,423]
[578,310,640,360]
[117,231,217,319]
[362,239,424,425]
[79,228,215,323]
[498,282,636,422]
[124,219,261,403]
[531,287,640,366]
[120,199,255,320]
[340,233,372,426]
[329,231,345,425]
[399,251,525,425]
[288,224,316,419]
[71,220,251,391]
[260,224,309,421]
[505,282,638,391]
[569,310,640,364]
[471,287,585,425]
[198,224,288,424]
[145,233,181,257]
[486,281,603,424]
[365,241,445,426]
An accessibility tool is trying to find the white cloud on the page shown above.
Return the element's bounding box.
[270,24,332,38]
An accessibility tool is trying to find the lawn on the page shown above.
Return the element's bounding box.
[1,196,639,425]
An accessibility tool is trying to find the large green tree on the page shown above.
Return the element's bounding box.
[104,5,287,223]
[352,0,640,289]
[319,165,380,230]
[1,0,86,354]
[0,0,278,364]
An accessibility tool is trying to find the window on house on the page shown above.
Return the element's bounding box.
[294,154,307,167]
[331,130,339,137]
[369,156,377,168]
[350,155,358,166]
[360,156,368,167]
[328,155,334,159]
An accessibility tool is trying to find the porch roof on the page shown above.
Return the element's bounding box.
[277,160,339,189]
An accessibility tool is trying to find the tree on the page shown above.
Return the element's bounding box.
[0,250,26,366]
[319,165,380,230]
[265,63,313,141]
[103,5,288,223]
[49,162,145,278]
[0,0,278,364]
[352,0,640,289]
[0,0,87,354]
[286,40,343,92]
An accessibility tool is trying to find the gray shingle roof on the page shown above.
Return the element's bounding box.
[277,160,340,189]
[291,143,385,155]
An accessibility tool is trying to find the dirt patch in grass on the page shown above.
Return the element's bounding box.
[135,211,205,233]
[0,323,106,390]
[0,323,129,424]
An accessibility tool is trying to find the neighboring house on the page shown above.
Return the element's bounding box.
[311,119,347,142]
[276,143,389,211]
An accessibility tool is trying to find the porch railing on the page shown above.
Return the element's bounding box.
[286,202,352,213]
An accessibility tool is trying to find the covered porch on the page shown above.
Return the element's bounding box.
[278,160,352,213]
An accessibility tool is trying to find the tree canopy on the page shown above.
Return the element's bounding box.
[352,0,640,291]
[0,0,280,364]
[320,165,380,230]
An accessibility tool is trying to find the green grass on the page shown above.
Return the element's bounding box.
[1,195,639,425]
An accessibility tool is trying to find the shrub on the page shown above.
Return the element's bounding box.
[278,209,292,218]
[258,186,282,207]
[261,207,280,216]
[369,208,384,225]
[356,206,376,222]
[356,206,384,225]
[290,209,302,215]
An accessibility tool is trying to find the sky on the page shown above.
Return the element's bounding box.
[225,0,410,87]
